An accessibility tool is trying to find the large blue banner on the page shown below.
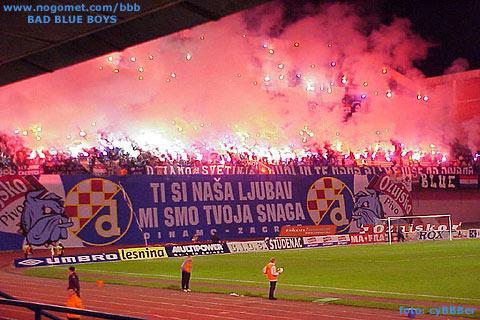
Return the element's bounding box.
[60,174,359,246]
[0,173,412,250]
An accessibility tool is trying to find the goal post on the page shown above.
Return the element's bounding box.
[385,214,453,244]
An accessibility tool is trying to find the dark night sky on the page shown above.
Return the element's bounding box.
[281,0,480,77]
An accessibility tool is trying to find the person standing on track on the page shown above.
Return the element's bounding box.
[263,258,283,300]
[181,256,193,292]
[191,233,200,243]
[66,288,84,320]
[210,230,220,244]
[22,243,33,258]
[56,242,65,256]
[68,266,81,297]
[397,227,406,242]
[50,244,56,259]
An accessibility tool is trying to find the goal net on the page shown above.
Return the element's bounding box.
[384,214,453,244]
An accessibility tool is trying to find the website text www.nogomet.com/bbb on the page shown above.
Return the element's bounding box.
[2,2,141,24]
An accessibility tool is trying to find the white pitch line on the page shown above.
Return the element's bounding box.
[80,268,480,303]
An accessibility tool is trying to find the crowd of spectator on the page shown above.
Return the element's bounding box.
[1,132,479,175]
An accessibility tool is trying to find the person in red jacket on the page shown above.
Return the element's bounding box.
[263,258,283,300]
[181,256,193,292]
[66,288,84,320]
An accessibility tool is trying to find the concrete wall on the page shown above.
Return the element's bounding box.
[412,189,480,223]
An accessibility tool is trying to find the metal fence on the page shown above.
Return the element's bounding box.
[0,291,144,320]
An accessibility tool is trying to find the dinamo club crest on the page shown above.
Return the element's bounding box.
[64,178,133,246]
[306,177,354,233]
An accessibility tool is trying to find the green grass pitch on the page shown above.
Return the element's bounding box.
[24,240,480,306]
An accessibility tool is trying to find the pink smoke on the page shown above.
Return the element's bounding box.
[0,2,474,157]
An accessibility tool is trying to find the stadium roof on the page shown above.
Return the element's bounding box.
[0,0,267,87]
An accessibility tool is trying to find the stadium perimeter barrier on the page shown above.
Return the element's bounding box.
[0,290,61,320]
[0,290,144,320]
[0,299,145,320]
[14,236,348,267]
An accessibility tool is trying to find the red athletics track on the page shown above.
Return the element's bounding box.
[0,263,471,320]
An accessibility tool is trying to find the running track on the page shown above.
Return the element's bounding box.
[0,265,469,320]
